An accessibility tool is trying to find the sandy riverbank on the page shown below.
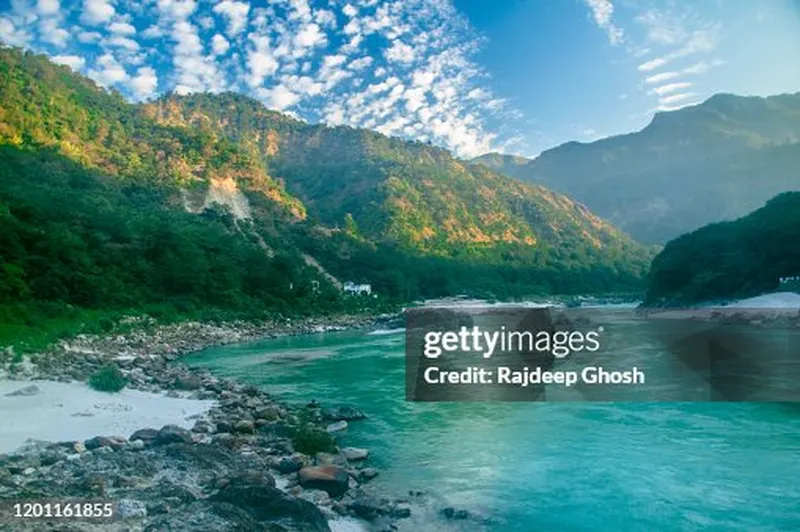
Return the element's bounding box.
[0,380,215,454]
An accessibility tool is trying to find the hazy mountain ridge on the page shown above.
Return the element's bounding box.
[473,92,800,244]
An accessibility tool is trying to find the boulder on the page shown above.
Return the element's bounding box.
[275,455,304,474]
[172,374,202,391]
[358,467,379,481]
[154,425,192,445]
[211,477,330,531]
[85,435,127,450]
[341,447,369,461]
[298,465,350,497]
[129,428,159,444]
[326,421,348,433]
[191,420,214,434]
[347,493,386,521]
[254,405,281,421]
[233,420,254,434]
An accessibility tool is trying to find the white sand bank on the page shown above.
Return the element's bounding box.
[726,292,800,308]
[0,380,215,454]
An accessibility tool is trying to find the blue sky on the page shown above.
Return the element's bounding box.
[1,0,799,158]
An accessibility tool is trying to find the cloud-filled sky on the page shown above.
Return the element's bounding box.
[1,0,799,158]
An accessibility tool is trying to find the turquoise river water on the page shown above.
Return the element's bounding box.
[184,320,800,532]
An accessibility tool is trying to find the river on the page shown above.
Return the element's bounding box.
[184,314,800,531]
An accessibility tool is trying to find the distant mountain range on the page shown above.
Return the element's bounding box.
[473,92,800,244]
[0,48,651,334]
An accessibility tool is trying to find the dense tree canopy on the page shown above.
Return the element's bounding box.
[644,192,800,305]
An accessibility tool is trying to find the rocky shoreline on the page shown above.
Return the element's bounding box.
[0,313,419,531]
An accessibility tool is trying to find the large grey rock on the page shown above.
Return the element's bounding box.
[341,447,369,461]
[298,465,350,497]
[85,435,127,450]
[130,428,159,444]
[326,421,348,433]
[275,455,304,474]
[154,425,192,445]
[211,477,331,531]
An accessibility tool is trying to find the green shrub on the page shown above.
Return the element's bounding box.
[88,365,127,393]
[290,423,336,455]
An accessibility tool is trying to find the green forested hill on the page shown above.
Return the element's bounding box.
[474,93,800,244]
[0,48,652,345]
[644,192,800,305]
[143,92,649,266]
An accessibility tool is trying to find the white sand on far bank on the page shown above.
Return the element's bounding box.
[0,380,215,454]
[726,292,800,308]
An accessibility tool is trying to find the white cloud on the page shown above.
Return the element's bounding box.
[651,81,692,95]
[644,71,680,84]
[157,0,198,20]
[314,9,336,28]
[294,22,326,48]
[6,0,510,157]
[52,54,85,70]
[36,0,60,16]
[384,40,415,63]
[141,25,164,39]
[281,74,323,96]
[88,53,129,87]
[659,92,696,105]
[109,21,136,35]
[81,0,115,25]
[211,34,230,55]
[130,66,158,100]
[342,4,357,18]
[165,14,227,95]
[213,1,250,37]
[466,87,489,100]
[258,84,300,110]
[682,59,725,75]
[40,18,70,47]
[348,56,372,70]
[107,35,140,51]
[585,0,624,45]
[247,35,278,88]
[635,9,687,46]
[404,86,427,113]
[637,29,718,71]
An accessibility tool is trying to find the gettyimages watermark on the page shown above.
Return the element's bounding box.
[405,306,800,402]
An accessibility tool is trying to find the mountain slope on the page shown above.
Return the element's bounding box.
[0,48,652,324]
[474,93,800,244]
[0,48,305,222]
[142,92,651,270]
[644,192,800,305]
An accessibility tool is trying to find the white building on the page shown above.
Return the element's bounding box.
[343,281,372,295]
